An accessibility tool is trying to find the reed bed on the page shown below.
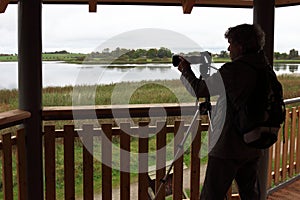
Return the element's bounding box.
[0,75,299,112]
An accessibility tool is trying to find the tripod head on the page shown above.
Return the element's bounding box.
[199,97,212,115]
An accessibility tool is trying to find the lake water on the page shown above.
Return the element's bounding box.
[0,61,299,90]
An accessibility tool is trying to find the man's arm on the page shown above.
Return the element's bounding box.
[178,57,210,98]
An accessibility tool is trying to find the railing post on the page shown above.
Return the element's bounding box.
[1,133,13,200]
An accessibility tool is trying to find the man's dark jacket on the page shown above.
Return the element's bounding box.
[180,51,268,158]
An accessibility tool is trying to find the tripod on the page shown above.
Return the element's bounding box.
[153,97,212,200]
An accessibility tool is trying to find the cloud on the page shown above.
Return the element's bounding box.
[1,4,300,54]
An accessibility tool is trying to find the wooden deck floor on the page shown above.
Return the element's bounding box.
[267,175,300,200]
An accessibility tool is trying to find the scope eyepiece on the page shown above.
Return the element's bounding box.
[172,55,181,67]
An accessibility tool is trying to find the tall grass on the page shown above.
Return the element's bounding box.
[0,75,299,112]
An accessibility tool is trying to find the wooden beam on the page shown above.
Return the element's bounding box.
[0,0,9,13]
[89,0,97,12]
[5,0,300,7]
[182,0,195,14]
[276,0,300,7]
[0,109,31,129]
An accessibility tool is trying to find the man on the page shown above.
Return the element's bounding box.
[177,24,268,199]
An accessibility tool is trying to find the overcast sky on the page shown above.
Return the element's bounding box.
[1,4,300,54]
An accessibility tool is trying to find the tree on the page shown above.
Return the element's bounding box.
[157,47,172,58]
[146,48,158,59]
[289,49,299,59]
[274,52,281,60]
[133,49,147,59]
[219,50,229,58]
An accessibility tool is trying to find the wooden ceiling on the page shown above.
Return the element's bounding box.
[1,0,300,14]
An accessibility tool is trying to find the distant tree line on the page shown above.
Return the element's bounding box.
[2,48,300,61]
[88,47,172,60]
[274,49,299,60]
[43,50,70,54]
[218,49,300,60]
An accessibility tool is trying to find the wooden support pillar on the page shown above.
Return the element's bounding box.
[253,0,275,65]
[18,0,43,199]
[253,0,275,199]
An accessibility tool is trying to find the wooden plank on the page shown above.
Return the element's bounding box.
[64,125,75,200]
[1,132,13,200]
[7,0,300,8]
[190,119,201,200]
[296,106,300,174]
[274,127,282,185]
[82,124,94,200]
[155,121,167,200]
[44,125,56,200]
[120,123,131,200]
[102,124,112,200]
[89,0,97,12]
[17,128,27,200]
[267,145,273,189]
[0,0,9,13]
[289,107,297,177]
[42,103,197,120]
[282,108,290,181]
[173,120,184,200]
[18,0,254,8]
[138,121,149,200]
[181,0,195,14]
[0,109,31,129]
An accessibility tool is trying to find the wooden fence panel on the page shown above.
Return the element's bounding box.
[1,132,13,200]
[267,145,273,189]
[120,123,131,200]
[44,125,56,200]
[282,108,290,181]
[296,106,300,174]
[17,129,26,200]
[274,127,282,185]
[64,125,75,199]
[102,124,112,200]
[173,120,184,200]
[190,119,201,200]
[82,124,94,200]
[289,107,297,177]
[138,122,149,199]
[155,121,167,200]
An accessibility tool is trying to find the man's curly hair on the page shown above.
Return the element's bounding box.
[225,24,265,54]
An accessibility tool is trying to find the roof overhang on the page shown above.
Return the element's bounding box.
[1,0,300,13]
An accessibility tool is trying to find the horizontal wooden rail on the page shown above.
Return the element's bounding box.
[0,109,31,129]
[42,103,198,120]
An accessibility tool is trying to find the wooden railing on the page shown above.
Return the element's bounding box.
[43,120,208,200]
[0,101,299,200]
[0,110,30,200]
[42,103,206,200]
[267,104,300,190]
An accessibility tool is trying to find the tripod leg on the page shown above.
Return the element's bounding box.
[153,108,200,200]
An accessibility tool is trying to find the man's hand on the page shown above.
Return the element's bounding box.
[177,56,191,72]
